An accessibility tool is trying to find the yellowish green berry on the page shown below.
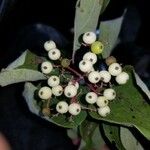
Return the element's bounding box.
[61,58,71,68]
[91,41,104,54]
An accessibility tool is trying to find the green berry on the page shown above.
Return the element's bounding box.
[91,41,104,54]
[61,58,71,68]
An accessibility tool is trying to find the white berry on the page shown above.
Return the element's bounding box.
[99,70,111,83]
[64,85,78,98]
[52,85,63,96]
[103,88,116,101]
[88,71,100,84]
[41,61,53,74]
[116,72,129,85]
[38,86,52,100]
[44,40,56,51]
[108,63,122,76]
[68,103,81,116]
[98,106,110,117]
[83,32,96,44]
[48,76,60,87]
[56,101,68,114]
[85,92,98,104]
[48,48,61,60]
[83,52,97,65]
[79,60,93,73]
[68,81,79,89]
[96,96,108,107]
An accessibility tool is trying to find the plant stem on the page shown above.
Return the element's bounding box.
[67,67,83,78]
[81,105,97,112]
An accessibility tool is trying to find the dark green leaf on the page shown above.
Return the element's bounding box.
[23,82,87,128]
[89,66,150,140]
[102,124,125,150]
[79,120,105,150]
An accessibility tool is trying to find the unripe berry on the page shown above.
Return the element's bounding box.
[105,56,117,66]
[79,60,93,73]
[85,92,98,104]
[99,70,111,83]
[88,71,100,84]
[68,103,81,116]
[48,76,60,87]
[42,108,50,116]
[64,85,78,98]
[48,48,61,60]
[103,88,116,101]
[96,96,108,107]
[61,58,71,68]
[83,32,96,44]
[91,41,104,54]
[116,72,129,85]
[83,52,97,64]
[108,63,122,76]
[41,61,53,74]
[44,40,56,51]
[56,101,69,114]
[52,85,63,96]
[68,81,79,89]
[38,86,52,100]
[98,106,110,117]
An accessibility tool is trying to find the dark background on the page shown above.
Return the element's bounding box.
[0,0,150,149]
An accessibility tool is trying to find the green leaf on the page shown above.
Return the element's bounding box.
[67,128,79,140]
[89,66,150,140]
[134,72,150,100]
[6,50,27,70]
[102,124,125,150]
[19,50,45,70]
[120,127,144,150]
[100,0,110,14]
[0,69,46,87]
[79,120,105,150]
[23,82,87,128]
[73,0,103,58]
[99,13,125,58]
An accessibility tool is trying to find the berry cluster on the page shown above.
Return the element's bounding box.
[37,31,129,118]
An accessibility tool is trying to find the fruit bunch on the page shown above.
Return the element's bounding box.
[37,31,129,118]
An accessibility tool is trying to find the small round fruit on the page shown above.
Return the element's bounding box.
[116,72,129,85]
[79,60,93,73]
[83,52,97,64]
[48,48,61,60]
[41,61,53,74]
[98,106,110,117]
[56,101,69,114]
[68,103,81,116]
[38,86,52,100]
[85,92,98,104]
[88,71,100,84]
[103,88,116,101]
[68,81,79,89]
[64,85,78,98]
[61,58,71,68]
[44,40,56,51]
[52,85,63,96]
[91,41,104,54]
[108,63,122,76]
[105,56,117,66]
[48,76,60,87]
[42,108,50,116]
[99,70,111,83]
[83,32,96,44]
[96,96,108,107]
